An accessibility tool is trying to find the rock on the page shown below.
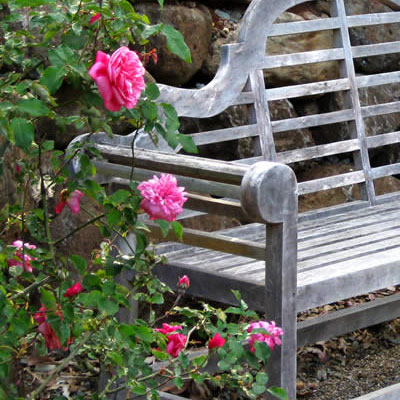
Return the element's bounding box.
[134,2,212,86]
[344,0,400,74]
[265,12,340,87]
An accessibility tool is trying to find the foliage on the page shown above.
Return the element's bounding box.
[0,1,287,399]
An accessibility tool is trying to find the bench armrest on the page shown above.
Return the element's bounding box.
[241,161,298,224]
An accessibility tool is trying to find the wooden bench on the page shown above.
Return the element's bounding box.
[71,0,400,397]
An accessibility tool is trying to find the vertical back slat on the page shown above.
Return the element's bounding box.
[249,70,277,161]
[333,0,376,204]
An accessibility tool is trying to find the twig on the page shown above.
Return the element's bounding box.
[9,276,52,301]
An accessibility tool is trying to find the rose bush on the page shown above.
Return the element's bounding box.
[0,1,287,399]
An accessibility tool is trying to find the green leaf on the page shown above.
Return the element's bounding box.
[108,189,131,204]
[40,66,65,94]
[144,83,160,100]
[142,101,158,121]
[16,99,50,117]
[171,221,183,241]
[131,384,146,395]
[177,134,198,154]
[267,387,288,400]
[252,383,266,396]
[97,297,119,316]
[156,219,169,238]
[174,377,184,390]
[161,25,192,63]
[48,45,75,67]
[217,360,230,370]
[106,208,121,228]
[158,0,164,8]
[132,325,153,342]
[15,0,56,7]
[256,372,269,385]
[150,292,164,304]
[254,341,271,364]
[70,254,87,275]
[11,118,34,150]
[40,288,56,309]
[42,140,54,151]
[108,351,124,367]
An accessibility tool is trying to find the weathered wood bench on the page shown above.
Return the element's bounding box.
[71,0,400,397]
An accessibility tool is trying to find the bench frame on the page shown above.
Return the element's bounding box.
[71,0,400,398]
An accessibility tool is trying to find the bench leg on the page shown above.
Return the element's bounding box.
[265,222,297,399]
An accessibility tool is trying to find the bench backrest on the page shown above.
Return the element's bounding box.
[156,0,400,211]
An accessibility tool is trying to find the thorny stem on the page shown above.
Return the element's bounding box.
[38,144,56,266]
[52,213,105,246]
[29,331,92,400]
[152,293,183,325]
[99,374,118,398]
[9,276,52,301]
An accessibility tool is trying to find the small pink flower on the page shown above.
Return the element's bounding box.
[177,275,190,289]
[137,174,187,222]
[247,321,283,352]
[8,240,37,272]
[64,282,82,298]
[89,46,145,112]
[89,12,101,24]
[166,333,187,358]
[55,189,83,215]
[208,333,225,349]
[16,164,21,174]
[155,323,183,335]
[38,322,61,350]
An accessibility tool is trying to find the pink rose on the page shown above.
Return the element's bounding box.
[89,13,101,24]
[137,174,188,222]
[166,333,187,358]
[7,240,37,272]
[55,189,83,215]
[64,282,83,298]
[208,333,225,349]
[89,46,145,112]
[247,321,283,352]
[154,323,183,335]
[177,275,190,289]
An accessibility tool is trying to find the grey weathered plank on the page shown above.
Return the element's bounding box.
[277,139,359,164]
[367,130,400,148]
[357,71,400,88]
[261,48,345,69]
[352,383,400,400]
[93,161,242,199]
[372,162,400,179]
[96,145,247,185]
[188,125,258,146]
[266,78,350,101]
[298,293,400,347]
[362,101,400,118]
[269,17,340,37]
[298,170,365,195]
[271,109,354,133]
[352,41,400,58]
[347,11,400,27]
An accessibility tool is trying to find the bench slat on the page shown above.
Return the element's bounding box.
[189,125,258,146]
[372,162,400,179]
[261,48,345,69]
[362,100,400,118]
[357,71,400,88]
[352,41,400,58]
[298,170,365,195]
[269,17,340,37]
[272,109,354,133]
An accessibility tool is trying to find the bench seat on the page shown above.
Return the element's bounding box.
[154,200,400,313]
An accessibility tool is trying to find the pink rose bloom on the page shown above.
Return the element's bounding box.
[166,333,187,358]
[55,189,83,215]
[177,275,190,289]
[137,174,187,222]
[89,46,145,112]
[34,305,48,325]
[89,12,101,24]
[64,282,83,298]
[8,240,37,272]
[38,322,61,350]
[247,321,283,352]
[208,333,226,350]
[155,323,183,335]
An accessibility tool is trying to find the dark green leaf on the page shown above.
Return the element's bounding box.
[177,134,198,154]
[16,99,50,117]
[155,219,169,238]
[40,288,56,309]
[252,383,266,396]
[40,66,65,94]
[174,377,184,389]
[161,25,192,63]
[131,325,153,342]
[142,101,158,121]
[48,45,75,67]
[11,118,34,150]
[70,254,87,275]
[109,189,131,204]
[144,83,160,100]
[97,297,119,316]
[15,0,56,7]
[108,351,124,367]
[254,341,271,364]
